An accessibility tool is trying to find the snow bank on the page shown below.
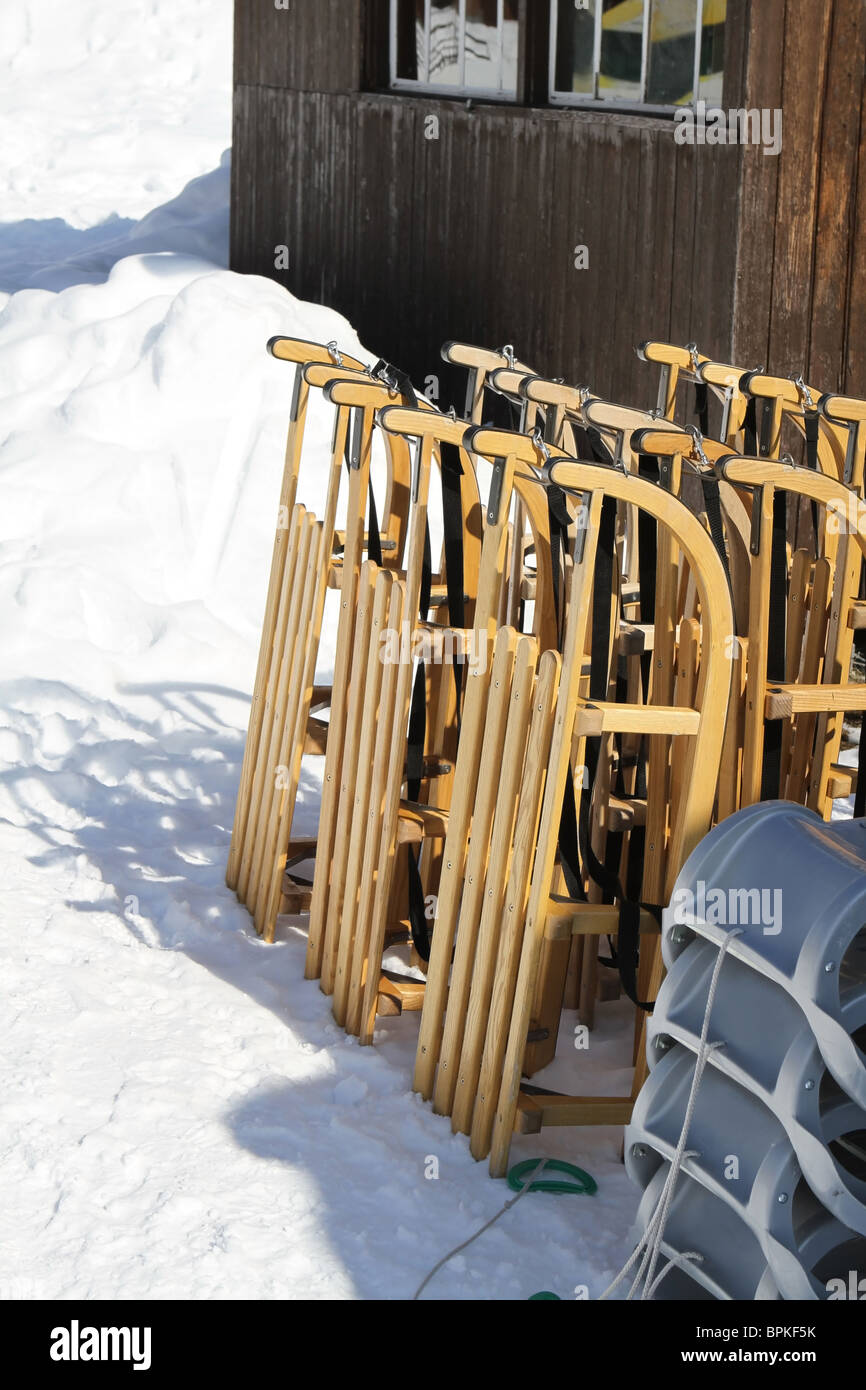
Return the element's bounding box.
[0,0,639,1301]
[0,1,232,230]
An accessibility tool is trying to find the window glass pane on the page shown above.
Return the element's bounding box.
[600,0,644,102]
[647,0,697,105]
[698,0,727,102]
[429,0,461,86]
[501,0,520,95]
[554,0,598,97]
[395,0,426,81]
[465,0,501,91]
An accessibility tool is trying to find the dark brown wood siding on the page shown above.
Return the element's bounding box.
[231,0,865,406]
[732,0,866,396]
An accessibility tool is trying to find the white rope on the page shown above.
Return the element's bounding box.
[645,1250,704,1300]
[600,928,742,1302]
[412,1158,549,1300]
[628,1145,702,1300]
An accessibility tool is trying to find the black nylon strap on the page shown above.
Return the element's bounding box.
[804,409,820,557]
[406,665,427,797]
[419,520,432,619]
[547,484,572,624]
[407,515,434,961]
[558,774,586,903]
[700,474,734,590]
[761,488,789,800]
[582,492,657,1010]
[371,358,418,410]
[369,360,435,962]
[366,482,383,567]
[440,441,466,713]
[590,497,617,697]
[587,427,614,466]
[695,382,710,436]
[406,648,431,963]
[804,409,820,472]
[577,737,658,1011]
[744,396,758,455]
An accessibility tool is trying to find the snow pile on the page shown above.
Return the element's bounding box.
[0,1,232,230]
[0,1,638,1301]
[0,158,231,294]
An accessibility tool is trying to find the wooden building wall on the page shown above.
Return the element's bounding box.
[733,0,866,397]
[231,0,865,408]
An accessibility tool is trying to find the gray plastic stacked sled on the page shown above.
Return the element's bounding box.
[626,801,866,1300]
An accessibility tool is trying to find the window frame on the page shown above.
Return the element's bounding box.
[548,0,719,117]
[389,0,520,103]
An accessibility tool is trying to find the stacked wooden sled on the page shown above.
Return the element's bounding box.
[226,335,866,1178]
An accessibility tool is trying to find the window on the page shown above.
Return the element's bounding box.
[550,0,727,112]
[391,0,520,99]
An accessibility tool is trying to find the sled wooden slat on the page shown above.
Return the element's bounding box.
[243,508,318,924]
[235,504,308,907]
[766,683,866,717]
[543,902,659,942]
[411,641,497,1090]
[225,344,325,893]
[321,563,384,995]
[467,650,561,1160]
[431,630,522,1116]
[487,462,734,1176]
[264,405,378,938]
[575,703,700,737]
[332,570,393,1025]
[299,377,415,976]
[329,420,434,1029]
[514,1093,635,1132]
[355,580,409,1043]
[375,975,426,1016]
[344,578,405,1036]
[444,634,537,1131]
[257,512,324,939]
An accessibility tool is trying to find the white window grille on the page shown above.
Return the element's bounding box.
[390,0,520,100]
[550,0,727,114]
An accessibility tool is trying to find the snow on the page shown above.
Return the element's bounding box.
[0,2,639,1301]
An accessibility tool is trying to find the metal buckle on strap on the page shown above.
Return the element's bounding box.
[502,344,515,368]
[327,340,343,367]
[794,374,815,412]
[531,424,552,466]
[687,425,711,471]
[370,359,401,397]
